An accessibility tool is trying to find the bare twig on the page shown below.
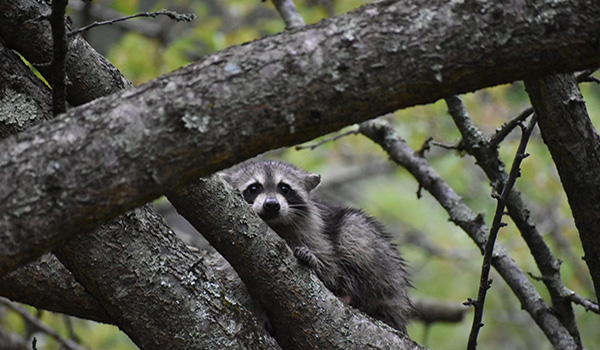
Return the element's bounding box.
[531,270,600,313]
[50,0,67,116]
[0,298,87,350]
[576,69,600,84]
[430,140,459,150]
[295,127,359,150]
[489,107,533,148]
[466,115,537,350]
[68,1,164,39]
[416,137,433,157]
[271,0,305,29]
[567,293,600,314]
[69,9,196,37]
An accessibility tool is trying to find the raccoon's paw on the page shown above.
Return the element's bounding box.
[294,246,321,270]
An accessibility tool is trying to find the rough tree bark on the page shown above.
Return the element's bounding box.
[0,253,111,324]
[0,37,280,350]
[444,97,582,344]
[54,205,280,350]
[359,119,581,350]
[0,0,599,276]
[0,43,54,137]
[525,74,600,303]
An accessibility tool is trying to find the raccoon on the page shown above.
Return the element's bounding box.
[222,160,412,332]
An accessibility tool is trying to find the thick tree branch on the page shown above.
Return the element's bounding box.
[359,119,579,350]
[0,11,278,349]
[54,205,279,350]
[0,0,599,276]
[525,74,600,303]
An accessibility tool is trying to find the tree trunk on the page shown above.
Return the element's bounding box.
[525,74,600,303]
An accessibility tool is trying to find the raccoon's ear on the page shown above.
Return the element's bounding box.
[304,173,321,192]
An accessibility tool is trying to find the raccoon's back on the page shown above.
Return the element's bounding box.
[316,203,413,332]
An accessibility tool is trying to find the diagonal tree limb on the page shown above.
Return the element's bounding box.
[359,119,579,350]
[54,204,280,350]
[0,253,112,324]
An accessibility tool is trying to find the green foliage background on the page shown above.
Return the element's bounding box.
[3,0,598,349]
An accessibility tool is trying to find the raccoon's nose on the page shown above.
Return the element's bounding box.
[263,198,280,212]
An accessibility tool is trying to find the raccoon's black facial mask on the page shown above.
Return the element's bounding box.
[242,182,263,204]
[242,181,310,222]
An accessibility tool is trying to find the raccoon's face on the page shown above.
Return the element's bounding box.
[223,161,321,227]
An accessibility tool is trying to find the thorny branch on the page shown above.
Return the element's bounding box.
[295,127,360,150]
[69,9,196,37]
[466,115,538,350]
[489,107,533,148]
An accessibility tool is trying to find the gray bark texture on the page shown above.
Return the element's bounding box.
[0,1,419,348]
[54,205,280,350]
[0,2,280,348]
[0,0,599,276]
[525,74,600,303]
[0,253,112,324]
[0,34,279,350]
[0,42,54,137]
[444,96,582,345]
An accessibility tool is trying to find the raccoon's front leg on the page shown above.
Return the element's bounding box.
[293,246,323,272]
[294,246,353,304]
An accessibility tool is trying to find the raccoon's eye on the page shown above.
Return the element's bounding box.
[246,183,262,194]
[279,183,291,194]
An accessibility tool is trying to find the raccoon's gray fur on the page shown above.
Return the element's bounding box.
[222,160,413,332]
